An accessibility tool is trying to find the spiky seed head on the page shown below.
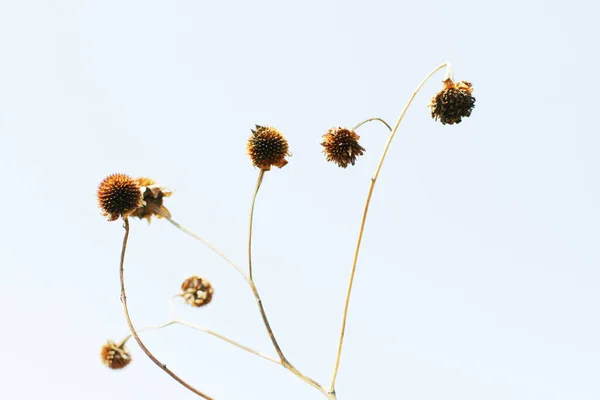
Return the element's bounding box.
[130,177,173,223]
[247,125,290,171]
[101,340,132,370]
[429,79,476,125]
[97,174,144,221]
[181,276,214,307]
[321,127,366,168]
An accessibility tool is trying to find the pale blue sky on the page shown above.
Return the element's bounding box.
[0,1,598,399]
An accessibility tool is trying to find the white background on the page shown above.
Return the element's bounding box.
[0,1,598,399]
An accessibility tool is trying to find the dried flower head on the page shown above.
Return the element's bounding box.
[130,177,173,223]
[101,340,132,370]
[429,79,476,125]
[181,276,214,307]
[247,125,290,170]
[97,174,144,221]
[321,127,366,168]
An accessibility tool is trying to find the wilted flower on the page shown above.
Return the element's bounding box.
[101,340,132,370]
[247,125,290,170]
[97,174,144,221]
[130,177,173,223]
[429,79,476,125]
[181,276,214,307]
[321,127,365,168]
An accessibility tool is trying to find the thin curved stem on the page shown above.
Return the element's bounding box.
[246,170,329,397]
[119,218,213,399]
[174,319,281,365]
[160,211,249,282]
[246,170,285,362]
[352,117,393,133]
[119,318,280,364]
[329,62,450,391]
[248,169,264,280]
[119,320,179,346]
[248,280,287,363]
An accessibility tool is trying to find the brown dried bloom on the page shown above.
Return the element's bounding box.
[321,127,366,168]
[97,174,144,221]
[247,125,290,170]
[101,340,132,370]
[429,79,476,125]
[181,276,214,307]
[130,177,173,223]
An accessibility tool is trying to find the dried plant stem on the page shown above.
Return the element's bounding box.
[329,62,450,392]
[157,170,328,396]
[175,319,281,364]
[248,280,287,362]
[247,170,330,397]
[248,169,265,280]
[352,117,393,132]
[119,218,213,400]
[161,211,250,282]
[119,320,179,346]
[246,170,286,361]
[120,319,280,365]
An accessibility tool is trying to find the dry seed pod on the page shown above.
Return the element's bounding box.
[97,173,144,221]
[321,127,365,168]
[429,79,476,125]
[247,125,290,171]
[181,276,214,307]
[130,177,173,223]
[101,340,132,370]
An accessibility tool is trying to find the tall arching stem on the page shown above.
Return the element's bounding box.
[329,62,450,392]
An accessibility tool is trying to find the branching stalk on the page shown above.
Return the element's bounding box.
[352,117,393,132]
[329,62,450,392]
[119,218,213,399]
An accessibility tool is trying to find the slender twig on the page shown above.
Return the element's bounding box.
[119,320,179,346]
[248,169,264,280]
[120,318,281,365]
[246,169,330,397]
[352,117,393,133]
[248,280,287,362]
[159,210,249,282]
[329,62,450,391]
[245,170,286,362]
[119,218,213,400]
[175,320,281,365]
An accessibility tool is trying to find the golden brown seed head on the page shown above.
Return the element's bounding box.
[247,125,290,171]
[321,127,366,168]
[97,174,144,221]
[101,340,132,370]
[130,177,173,223]
[429,79,476,125]
[181,276,214,307]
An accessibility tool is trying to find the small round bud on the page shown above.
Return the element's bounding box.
[429,79,476,125]
[321,127,365,168]
[247,125,290,171]
[101,340,132,370]
[97,174,144,221]
[130,177,173,223]
[181,276,214,307]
